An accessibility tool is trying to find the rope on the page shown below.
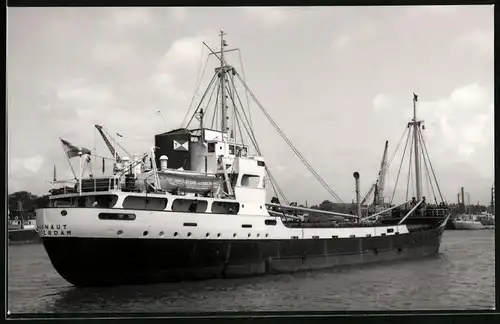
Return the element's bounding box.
[387,127,409,169]
[390,127,412,204]
[418,128,446,203]
[180,47,210,127]
[418,131,438,204]
[237,49,253,129]
[405,131,414,201]
[185,73,218,128]
[211,84,221,129]
[234,71,347,209]
[225,80,289,204]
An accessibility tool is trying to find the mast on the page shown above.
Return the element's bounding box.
[412,93,422,201]
[219,30,228,137]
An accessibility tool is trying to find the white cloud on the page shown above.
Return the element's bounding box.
[91,41,136,66]
[110,8,154,28]
[56,80,116,108]
[404,83,493,160]
[332,34,352,49]
[11,155,45,174]
[372,93,394,111]
[158,36,205,71]
[453,30,493,58]
[332,23,377,50]
[243,7,289,26]
[170,7,187,22]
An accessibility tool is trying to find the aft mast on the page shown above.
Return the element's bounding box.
[410,93,422,201]
[219,30,229,138]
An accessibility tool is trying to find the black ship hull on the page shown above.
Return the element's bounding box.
[42,225,445,287]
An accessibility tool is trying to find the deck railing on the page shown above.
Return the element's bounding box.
[50,176,121,195]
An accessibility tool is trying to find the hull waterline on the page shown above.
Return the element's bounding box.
[41,226,445,287]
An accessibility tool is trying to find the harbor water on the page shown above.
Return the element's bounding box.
[8,230,495,313]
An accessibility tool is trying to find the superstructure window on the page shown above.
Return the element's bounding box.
[172,199,208,213]
[208,143,215,153]
[241,174,260,187]
[229,145,235,154]
[122,196,168,211]
[51,198,73,207]
[211,201,240,214]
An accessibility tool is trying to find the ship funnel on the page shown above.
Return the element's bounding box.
[353,172,361,222]
[160,155,169,171]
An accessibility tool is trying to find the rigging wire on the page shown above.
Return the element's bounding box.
[224,83,245,146]
[180,47,210,127]
[419,131,439,204]
[234,72,347,209]
[387,127,409,169]
[390,127,412,204]
[418,127,446,203]
[225,79,289,204]
[211,84,221,129]
[185,73,218,128]
[201,76,218,123]
[405,130,414,201]
[227,73,290,203]
[237,49,253,129]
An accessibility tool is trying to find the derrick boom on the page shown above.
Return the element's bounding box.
[95,124,122,163]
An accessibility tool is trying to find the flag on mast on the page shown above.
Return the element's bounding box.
[60,139,91,159]
[413,92,418,102]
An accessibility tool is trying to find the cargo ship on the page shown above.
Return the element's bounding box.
[36,31,450,287]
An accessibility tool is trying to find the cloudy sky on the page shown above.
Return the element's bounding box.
[7,6,494,205]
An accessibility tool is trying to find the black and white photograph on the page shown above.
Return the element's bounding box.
[7,5,495,315]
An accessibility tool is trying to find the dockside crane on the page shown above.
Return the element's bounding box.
[95,124,131,165]
[361,141,389,208]
[374,140,389,206]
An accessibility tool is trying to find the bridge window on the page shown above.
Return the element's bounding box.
[92,195,118,208]
[211,201,239,214]
[51,198,73,207]
[229,145,235,155]
[122,196,168,211]
[172,199,208,213]
[208,142,215,153]
[241,175,260,187]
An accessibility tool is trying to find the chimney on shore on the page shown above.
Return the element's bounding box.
[461,187,465,212]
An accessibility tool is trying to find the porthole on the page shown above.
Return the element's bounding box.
[61,210,67,216]
[217,233,221,237]
[143,231,149,236]
[242,204,245,208]
[257,233,260,237]
[174,232,178,237]
[117,230,123,235]
[265,233,269,237]
[248,233,251,237]
[233,233,237,237]
[187,232,192,237]
[159,231,164,237]
[206,233,210,237]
